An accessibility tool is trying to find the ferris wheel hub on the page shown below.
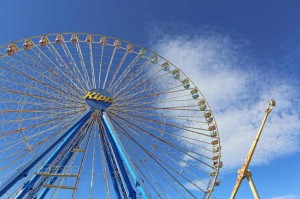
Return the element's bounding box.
[84,89,114,110]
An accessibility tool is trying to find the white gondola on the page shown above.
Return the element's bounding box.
[208,125,216,131]
[181,78,190,89]
[6,44,18,56]
[204,112,212,118]
[191,89,199,99]
[55,35,64,44]
[126,44,134,53]
[23,39,34,50]
[206,117,213,123]
[150,55,158,64]
[5,48,14,56]
[0,33,222,199]
[204,188,213,194]
[85,35,94,44]
[213,146,220,153]
[211,139,219,145]
[100,37,107,46]
[214,179,221,186]
[171,69,180,79]
[71,34,79,44]
[210,131,217,137]
[113,40,121,49]
[200,104,207,111]
[198,99,206,106]
[212,155,219,160]
[161,62,169,71]
[214,161,223,169]
[39,36,49,47]
[138,48,146,58]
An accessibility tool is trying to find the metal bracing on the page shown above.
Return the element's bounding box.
[0,33,222,198]
[13,110,92,199]
[230,99,275,199]
[101,111,150,199]
[99,125,123,199]
[101,113,136,199]
[0,110,92,197]
[32,119,94,199]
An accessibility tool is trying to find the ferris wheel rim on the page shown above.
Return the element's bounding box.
[0,32,222,198]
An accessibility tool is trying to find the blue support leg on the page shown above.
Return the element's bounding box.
[99,128,124,199]
[33,122,90,199]
[101,116,136,199]
[101,112,150,199]
[12,110,93,199]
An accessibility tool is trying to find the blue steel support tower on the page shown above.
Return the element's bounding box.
[0,88,150,199]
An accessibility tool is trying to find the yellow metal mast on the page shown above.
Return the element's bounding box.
[230,99,276,199]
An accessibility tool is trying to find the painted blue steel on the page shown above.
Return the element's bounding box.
[38,152,74,199]
[101,116,136,199]
[100,129,123,199]
[101,112,149,199]
[14,110,93,199]
[32,124,90,199]
[0,110,92,198]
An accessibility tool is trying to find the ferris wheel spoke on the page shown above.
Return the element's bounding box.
[114,82,182,104]
[0,122,72,175]
[0,120,73,154]
[97,44,105,89]
[90,129,96,198]
[8,51,75,94]
[116,86,192,105]
[107,51,128,90]
[111,96,196,108]
[97,120,111,199]
[72,120,94,198]
[110,119,186,199]
[0,79,83,107]
[31,44,84,98]
[46,42,86,94]
[106,115,198,199]
[115,83,183,106]
[61,41,89,91]
[108,111,212,156]
[109,108,211,142]
[88,43,96,88]
[110,106,208,124]
[0,87,84,107]
[107,112,215,170]
[0,33,220,198]
[0,63,83,103]
[28,123,92,198]
[111,59,151,97]
[113,62,160,98]
[76,42,93,89]
[109,53,141,91]
[102,45,117,89]
[0,61,79,102]
[114,130,174,199]
[108,115,210,173]
[0,113,77,139]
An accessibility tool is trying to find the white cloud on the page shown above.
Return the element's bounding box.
[150,31,300,170]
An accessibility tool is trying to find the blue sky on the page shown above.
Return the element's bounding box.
[0,0,299,198]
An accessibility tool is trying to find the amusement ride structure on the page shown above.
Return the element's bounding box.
[230,99,276,199]
[0,33,222,198]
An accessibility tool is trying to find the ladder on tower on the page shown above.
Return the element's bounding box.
[36,146,86,191]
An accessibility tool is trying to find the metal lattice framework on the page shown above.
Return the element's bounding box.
[0,33,222,199]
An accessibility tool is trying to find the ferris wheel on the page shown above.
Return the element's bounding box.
[0,33,222,199]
